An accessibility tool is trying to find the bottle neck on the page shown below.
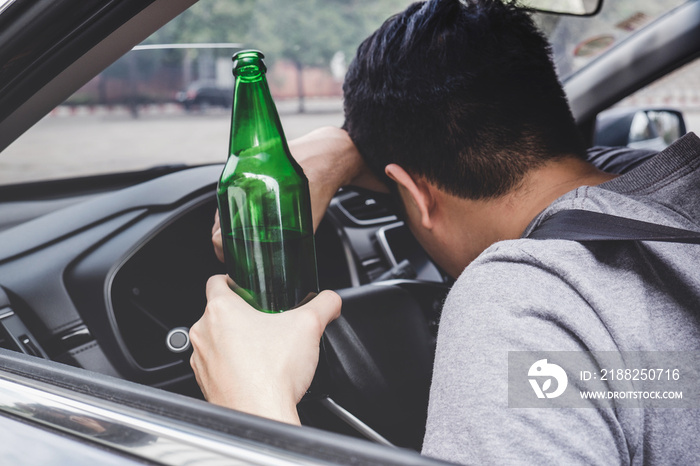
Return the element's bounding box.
[229,73,287,158]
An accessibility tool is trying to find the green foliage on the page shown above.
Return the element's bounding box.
[147,0,410,70]
[146,0,256,45]
[248,0,409,68]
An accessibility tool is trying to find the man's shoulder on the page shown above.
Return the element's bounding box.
[446,237,599,321]
[458,236,595,285]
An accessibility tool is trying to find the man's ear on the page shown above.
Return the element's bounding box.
[385,164,435,230]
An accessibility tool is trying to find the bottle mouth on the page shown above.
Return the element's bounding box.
[232,50,267,81]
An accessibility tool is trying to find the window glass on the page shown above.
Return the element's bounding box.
[0,0,410,185]
[0,0,695,185]
[533,0,688,79]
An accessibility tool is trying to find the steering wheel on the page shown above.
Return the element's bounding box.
[309,280,448,450]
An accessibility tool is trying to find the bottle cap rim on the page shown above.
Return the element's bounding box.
[232,50,267,80]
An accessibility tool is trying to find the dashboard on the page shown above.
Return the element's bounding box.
[0,165,449,434]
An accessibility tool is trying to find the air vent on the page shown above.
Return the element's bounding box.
[338,193,397,225]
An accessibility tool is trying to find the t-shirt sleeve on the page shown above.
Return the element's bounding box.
[421,243,635,465]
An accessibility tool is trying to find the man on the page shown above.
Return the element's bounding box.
[190,0,700,463]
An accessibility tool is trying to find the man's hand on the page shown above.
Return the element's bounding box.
[189,275,342,425]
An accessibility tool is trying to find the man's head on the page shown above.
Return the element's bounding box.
[343,0,585,201]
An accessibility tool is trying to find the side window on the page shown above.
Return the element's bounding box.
[0,0,407,187]
[594,58,700,150]
[1,45,344,186]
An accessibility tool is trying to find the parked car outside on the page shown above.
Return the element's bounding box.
[176,80,233,111]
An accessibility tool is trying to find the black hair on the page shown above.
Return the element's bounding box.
[343,0,585,200]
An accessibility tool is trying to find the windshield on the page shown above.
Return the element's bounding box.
[0,0,694,186]
[0,0,412,186]
[534,0,689,79]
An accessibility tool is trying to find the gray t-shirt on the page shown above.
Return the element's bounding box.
[422,133,700,465]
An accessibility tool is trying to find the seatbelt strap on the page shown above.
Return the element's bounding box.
[528,210,700,244]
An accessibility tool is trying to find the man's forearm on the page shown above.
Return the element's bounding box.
[288,127,387,231]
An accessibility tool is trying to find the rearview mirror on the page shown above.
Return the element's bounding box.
[519,0,603,16]
[594,108,687,151]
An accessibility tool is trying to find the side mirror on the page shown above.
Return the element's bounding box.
[519,0,602,16]
[594,108,687,151]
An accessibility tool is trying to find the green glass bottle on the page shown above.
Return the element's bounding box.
[217,50,318,313]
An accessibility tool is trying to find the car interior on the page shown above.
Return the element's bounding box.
[0,0,698,463]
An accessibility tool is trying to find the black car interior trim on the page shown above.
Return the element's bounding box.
[0,165,220,264]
